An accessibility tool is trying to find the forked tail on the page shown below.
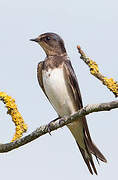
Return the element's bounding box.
[67,118,107,175]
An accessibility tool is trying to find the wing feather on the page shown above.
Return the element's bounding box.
[37,61,49,100]
[63,60,106,172]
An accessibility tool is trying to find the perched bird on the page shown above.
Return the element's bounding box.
[30,32,107,174]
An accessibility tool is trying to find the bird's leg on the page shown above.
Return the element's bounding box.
[47,117,60,135]
[47,116,68,135]
[58,116,68,126]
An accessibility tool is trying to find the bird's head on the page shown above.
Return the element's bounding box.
[30,32,67,56]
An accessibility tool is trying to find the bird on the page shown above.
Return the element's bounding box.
[30,32,107,175]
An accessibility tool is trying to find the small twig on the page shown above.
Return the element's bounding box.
[0,100,117,153]
[77,45,118,97]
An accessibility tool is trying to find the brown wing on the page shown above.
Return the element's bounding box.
[37,61,44,91]
[63,60,94,142]
[63,60,107,161]
[37,61,49,100]
[63,60,83,109]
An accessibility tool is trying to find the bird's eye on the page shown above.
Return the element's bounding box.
[45,36,51,41]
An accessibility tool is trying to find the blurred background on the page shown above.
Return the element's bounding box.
[0,0,118,179]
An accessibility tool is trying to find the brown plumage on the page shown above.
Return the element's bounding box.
[31,32,107,175]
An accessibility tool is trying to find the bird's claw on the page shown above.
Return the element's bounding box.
[47,122,52,135]
[47,119,58,135]
[59,118,65,126]
[47,117,65,135]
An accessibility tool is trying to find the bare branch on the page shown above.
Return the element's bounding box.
[0,100,118,153]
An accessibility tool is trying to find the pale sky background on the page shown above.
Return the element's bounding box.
[0,0,118,179]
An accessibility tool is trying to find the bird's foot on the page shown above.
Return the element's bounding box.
[47,116,67,135]
[47,121,53,136]
[58,117,65,126]
[47,117,59,135]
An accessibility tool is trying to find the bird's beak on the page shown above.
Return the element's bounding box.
[30,38,39,43]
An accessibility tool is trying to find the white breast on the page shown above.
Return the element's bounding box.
[42,68,75,117]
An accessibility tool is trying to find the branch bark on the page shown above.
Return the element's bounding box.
[0,100,118,153]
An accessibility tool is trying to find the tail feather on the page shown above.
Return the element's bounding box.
[68,120,98,174]
[67,118,107,174]
[82,117,107,163]
[77,141,97,175]
[86,136,107,163]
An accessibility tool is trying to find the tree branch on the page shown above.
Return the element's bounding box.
[0,100,118,153]
[77,45,118,97]
[0,92,27,141]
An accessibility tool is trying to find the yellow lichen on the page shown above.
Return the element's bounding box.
[77,45,118,97]
[88,60,118,97]
[0,92,27,142]
[88,60,99,75]
[103,77,118,97]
